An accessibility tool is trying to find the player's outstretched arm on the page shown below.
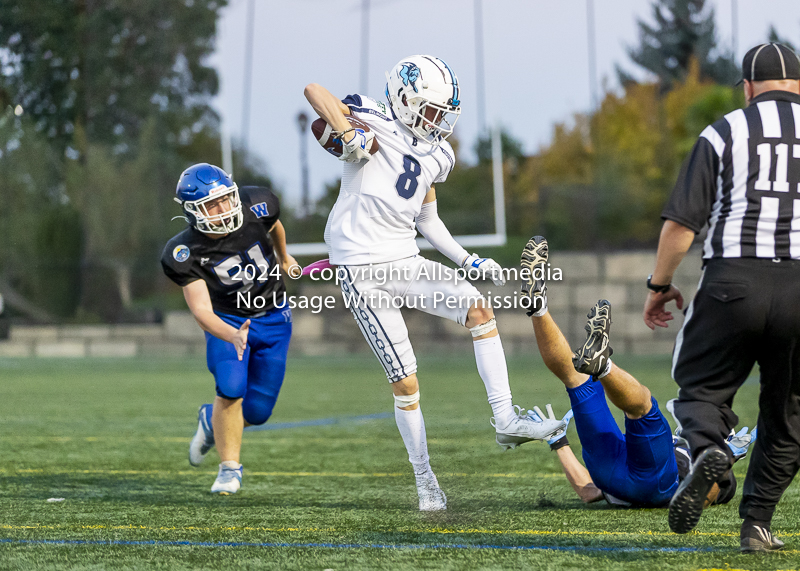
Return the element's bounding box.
[555,445,603,503]
[415,187,470,265]
[416,187,506,286]
[182,279,249,360]
[269,220,301,279]
[304,83,354,141]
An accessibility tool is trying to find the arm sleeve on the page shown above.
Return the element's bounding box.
[661,137,720,233]
[415,200,469,266]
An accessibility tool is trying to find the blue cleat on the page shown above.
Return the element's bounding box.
[189,404,215,466]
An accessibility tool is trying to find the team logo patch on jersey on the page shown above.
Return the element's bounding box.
[250,202,270,218]
[400,63,421,93]
[173,245,190,262]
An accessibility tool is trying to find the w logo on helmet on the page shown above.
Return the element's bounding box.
[399,63,421,93]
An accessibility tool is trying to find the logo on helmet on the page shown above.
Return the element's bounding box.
[399,63,421,93]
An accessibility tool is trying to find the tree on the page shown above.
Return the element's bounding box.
[619,0,738,89]
[0,0,224,155]
[0,0,235,321]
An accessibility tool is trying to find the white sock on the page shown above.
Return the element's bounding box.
[220,460,241,470]
[394,405,431,476]
[473,335,516,429]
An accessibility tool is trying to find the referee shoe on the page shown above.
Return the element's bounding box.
[740,522,784,552]
[668,447,730,534]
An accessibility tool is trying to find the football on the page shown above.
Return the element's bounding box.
[311,115,379,157]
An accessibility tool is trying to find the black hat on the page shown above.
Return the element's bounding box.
[739,43,800,84]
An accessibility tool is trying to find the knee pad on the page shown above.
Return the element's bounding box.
[394,391,420,408]
[469,318,497,338]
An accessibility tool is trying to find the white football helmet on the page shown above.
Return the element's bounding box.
[385,55,461,145]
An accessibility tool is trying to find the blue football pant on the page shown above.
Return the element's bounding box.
[566,379,679,507]
[205,309,292,426]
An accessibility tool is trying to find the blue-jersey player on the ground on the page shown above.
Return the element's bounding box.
[518,236,756,508]
[161,163,300,495]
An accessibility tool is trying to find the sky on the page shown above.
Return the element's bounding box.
[208,0,800,210]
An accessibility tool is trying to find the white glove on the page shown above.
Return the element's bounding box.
[526,404,568,441]
[340,129,374,163]
[727,426,757,460]
[462,253,506,286]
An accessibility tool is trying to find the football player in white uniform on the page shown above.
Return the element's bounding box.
[304,55,566,511]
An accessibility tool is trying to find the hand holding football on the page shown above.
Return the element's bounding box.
[311,116,379,158]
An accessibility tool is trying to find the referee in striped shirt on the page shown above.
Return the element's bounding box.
[643,43,800,552]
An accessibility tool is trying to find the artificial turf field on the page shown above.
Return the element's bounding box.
[1,351,798,570]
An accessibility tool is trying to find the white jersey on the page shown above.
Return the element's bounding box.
[324,94,456,266]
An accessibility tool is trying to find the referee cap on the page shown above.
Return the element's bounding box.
[739,43,800,84]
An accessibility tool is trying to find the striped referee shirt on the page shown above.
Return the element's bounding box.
[663,90,800,259]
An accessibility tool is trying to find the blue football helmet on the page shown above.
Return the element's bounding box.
[174,163,243,234]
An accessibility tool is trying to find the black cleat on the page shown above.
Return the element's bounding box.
[741,523,785,553]
[668,447,730,534]
[573,300,613,377]
[520,236,548,316]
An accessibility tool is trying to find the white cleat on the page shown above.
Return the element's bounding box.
[189,404,215,467]
[493,405,567,450]
[416,471,447,511]
[211,464,242,495]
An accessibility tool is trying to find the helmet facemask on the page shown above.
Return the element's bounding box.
[404,95,460,144]
[181,184,243,235]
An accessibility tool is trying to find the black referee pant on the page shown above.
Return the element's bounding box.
[671,257,800,525]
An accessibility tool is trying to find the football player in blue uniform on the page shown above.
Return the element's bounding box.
[520,236,756,508]
[161,163,299,495]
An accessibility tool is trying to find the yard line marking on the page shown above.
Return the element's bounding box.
[4,523,797,539]
[0,468,567,479]
[0,537,751,553]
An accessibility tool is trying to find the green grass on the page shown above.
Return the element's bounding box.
[1,353,798,570]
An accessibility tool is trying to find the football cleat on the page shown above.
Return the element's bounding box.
[493,405,567,450]
[211,463,243,495]
[668,447,730,534]
[573,300,614,377]
[416,471,447,511]
[741,523,785,552]
[189,404,215,466]
[520,236,548,316]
